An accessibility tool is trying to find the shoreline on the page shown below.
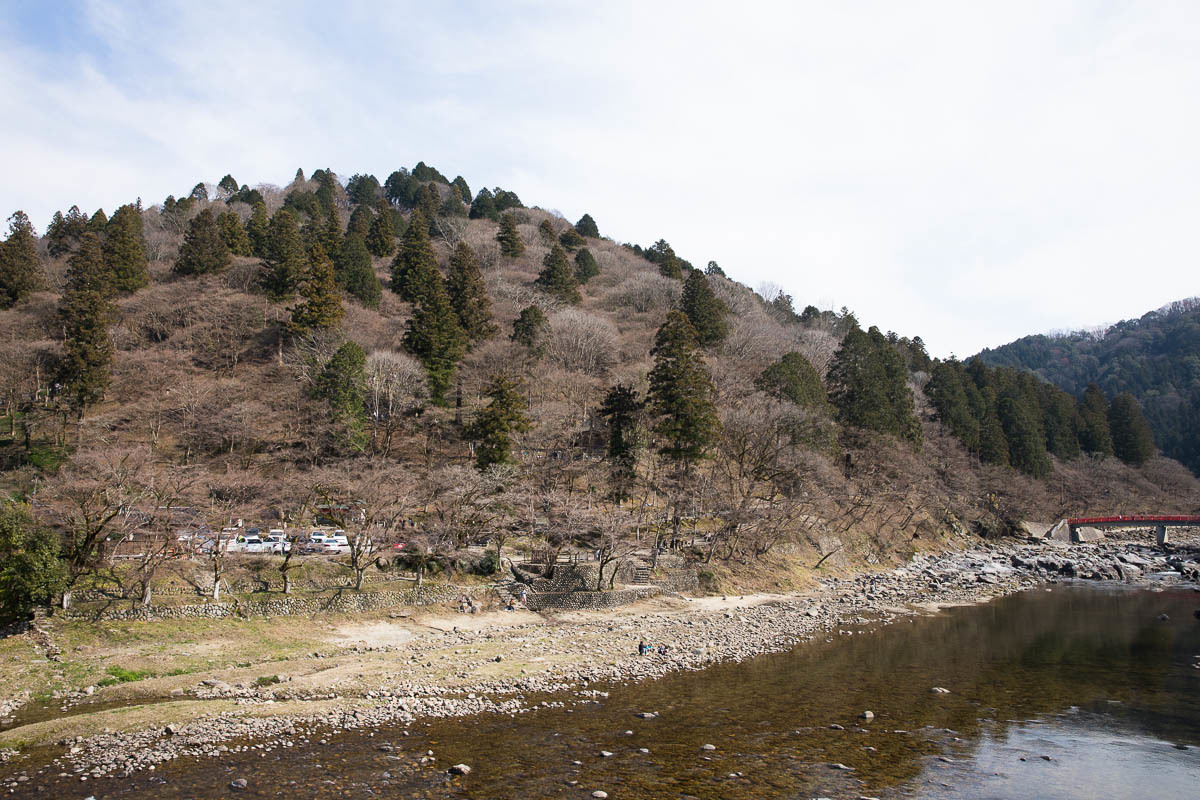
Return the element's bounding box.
[2,532,1197,787]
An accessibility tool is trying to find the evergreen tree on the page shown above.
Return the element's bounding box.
[87,208,108,232]
[174,207,231,275]
[0,504,67,624]
[599,383,642,500]
[1109,392,1155,466]
[440,185,468,217]
[679,270,728,347]
[389,210,441,304]
[103,204,148,292]
[402,278,466,405]
[924,361,980,451]
[57,234,114,414]
[366,199,397,257]
[335,235,382,308]
[574,248,600,284]
[452,176,472,207]
[470,188,498,221]
[537,219,556,245]
[497,213,525,257]
[217,174,239,198]
[346,204,373,239]
[755,352,827,409]
[977,387,1010,466]
[1040,385,1081,461]
[246,201,270,258]
[511,305,550,356]
[649,239,683,279]
[189,182,208,202]
[321,206,344,256]
[827,326,920,444]
[0,211,44,308]
[445,242,497,345]
[1079,383,1114,456]
[647,310,720,464]
[465,373,531,471]
[314,169,339,217]
[216,210,252,256]
[417,183,440,231]
[575,213,600,238]
[535,244,581,304]
[290,244,345,333]
[999,394,1051,478]
[312,341,368,452]
[260,210,306,303]
[345,173,380,206]
[705,260,725,278]
[558,227,584,250]
[46,206,89,256]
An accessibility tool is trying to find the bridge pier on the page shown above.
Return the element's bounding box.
[1156,525,1169,546]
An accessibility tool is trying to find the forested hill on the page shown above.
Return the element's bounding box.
[0,161,1197,623]
[977,298,1200,476]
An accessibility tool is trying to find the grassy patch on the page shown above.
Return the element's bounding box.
[253,675,280,687]
[96,666,154,687]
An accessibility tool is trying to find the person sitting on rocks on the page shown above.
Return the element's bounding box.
[657,644,668,656]
[638,640,648,655]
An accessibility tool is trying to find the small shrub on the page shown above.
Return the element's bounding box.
[697,570,718,593]
[254,675,281,687]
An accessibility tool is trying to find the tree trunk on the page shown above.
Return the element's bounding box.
[416,566,424,587]
[141,582,152,608]
[212,562,221,601]
[282,571,292,595]
[355,567,365,591]
[61,589,71,610]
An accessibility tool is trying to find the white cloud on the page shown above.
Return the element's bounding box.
[2,1,1199,356]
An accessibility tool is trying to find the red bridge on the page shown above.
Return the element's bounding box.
[1067,515,1200,545]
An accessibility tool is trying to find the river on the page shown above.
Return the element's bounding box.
[11,583,1200,799]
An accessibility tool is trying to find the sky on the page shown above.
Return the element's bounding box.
[2,0,1198,357]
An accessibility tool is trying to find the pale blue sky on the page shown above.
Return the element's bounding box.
[3,1,1198,356]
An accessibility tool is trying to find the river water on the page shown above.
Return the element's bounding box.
[15,583,1200,799]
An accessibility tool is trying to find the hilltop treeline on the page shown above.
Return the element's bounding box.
[978,299,1200,476]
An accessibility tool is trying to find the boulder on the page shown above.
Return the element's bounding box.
[1072,527,1104,543]
[1019,521,1053,540]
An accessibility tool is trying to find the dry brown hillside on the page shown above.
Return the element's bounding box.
[2,171,1198,597]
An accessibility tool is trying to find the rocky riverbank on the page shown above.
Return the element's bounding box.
[3,531,1197,789]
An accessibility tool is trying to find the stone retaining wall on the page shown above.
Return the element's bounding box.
[652,569,699,592]
[63,584,478,622]
[524,586,661,611]
[69,569,416,604]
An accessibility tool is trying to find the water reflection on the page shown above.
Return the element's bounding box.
[18,583,1200,799]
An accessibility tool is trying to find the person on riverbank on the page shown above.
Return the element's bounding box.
[638,640,648,655]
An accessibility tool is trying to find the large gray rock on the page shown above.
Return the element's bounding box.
[1072,527,1104,543]
[1019,521,1053,540]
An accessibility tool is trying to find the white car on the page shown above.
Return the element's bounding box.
[317,540,350,555]
[227,534,269,554]
[264,531,292,554]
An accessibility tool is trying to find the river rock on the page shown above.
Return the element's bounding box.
[930,687,951,694]
[859,711,874,720]
[592,792,608,799]
[448,764,471,775]
[229,778,248,790]
[701,743,717,751]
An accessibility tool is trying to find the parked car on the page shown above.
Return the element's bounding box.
[227,534,268,554]
[264,530,292,554]
[317,540,350,555]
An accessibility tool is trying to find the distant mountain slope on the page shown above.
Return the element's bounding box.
[977,298,1200,475]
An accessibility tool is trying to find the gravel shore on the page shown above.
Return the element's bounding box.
[5,532,1198,786]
